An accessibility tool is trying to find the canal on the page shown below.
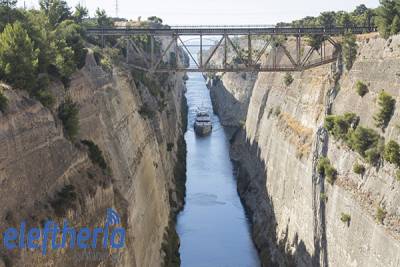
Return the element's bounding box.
[176,69,260,267]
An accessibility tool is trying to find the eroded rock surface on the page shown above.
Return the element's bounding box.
[210,33,400,266]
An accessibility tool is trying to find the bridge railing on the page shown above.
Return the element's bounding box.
[86,26,377,36]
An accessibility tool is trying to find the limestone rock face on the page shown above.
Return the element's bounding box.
[210,33,400,266]
[0,50,186,267]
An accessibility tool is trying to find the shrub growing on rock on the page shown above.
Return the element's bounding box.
[81,140,108,170]
[355,81,368,97]
[353,162,365,175]
[324,113,359,140]
[138,103,155,119]
[376,206,386,224]
[347,126,380,157]
[58,97,79,140]
[340,212,351,225]
[365,147,382,166]
[374,90,396,130]
[318,157,331,175]
[283,72,294,86]
[49,184,77,217]
[318,157,337,184]
[320,192,328,202]
[167,142,174,152]
[325,165,338,184]
[384,140,400,167]
[342,32,357,71]
[0,90,8,112]
[34,89,55,108]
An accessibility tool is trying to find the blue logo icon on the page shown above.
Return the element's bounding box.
[106,208,121,225]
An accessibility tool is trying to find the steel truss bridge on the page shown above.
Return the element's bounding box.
[87,25,376,73]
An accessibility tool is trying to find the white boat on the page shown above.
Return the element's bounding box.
[194,110,212,136]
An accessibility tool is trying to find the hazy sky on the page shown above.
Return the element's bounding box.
[20,0,380,25]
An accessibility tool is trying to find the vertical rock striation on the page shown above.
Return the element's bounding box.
[0,49,187,267]
[210,34,400,266]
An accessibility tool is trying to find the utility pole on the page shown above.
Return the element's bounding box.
[115,0,119,18]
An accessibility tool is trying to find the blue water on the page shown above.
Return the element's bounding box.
[176,71,260,267]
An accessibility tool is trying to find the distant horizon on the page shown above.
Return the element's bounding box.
[18,0,380,25]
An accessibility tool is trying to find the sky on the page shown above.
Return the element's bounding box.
[19,0,380,25]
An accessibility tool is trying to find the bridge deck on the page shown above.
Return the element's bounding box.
[87,26,376,36]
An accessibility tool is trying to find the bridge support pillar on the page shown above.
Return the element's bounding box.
[248,34,252,65]
[199,34,203,69]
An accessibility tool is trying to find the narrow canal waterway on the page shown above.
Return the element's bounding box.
[176,70,260,267]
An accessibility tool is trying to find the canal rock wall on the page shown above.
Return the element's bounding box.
[209,33,400,266]
[0,48,187,266]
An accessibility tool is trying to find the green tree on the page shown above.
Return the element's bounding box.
[148,16,163,24]
[354,4,368,16]
[0,0,23,30]
[307,35,324,50]
[95,8,112,27]
[52,39,75,81]
[58,98,79,140]
[347,126,380,157]
[21,9,53,73]
[0,22,38,90]
[374,90,396,130]
[355,80,368,96]
[353,162,366,175]
[0,90,8,112]
[376,0,398,38]
[342,32,357,71]
[390,15,400,35]
[73,4,88,24]
[0,0,17,8]
[54,20,87,69]
[39,0,71,27]
[384,140,400,167]
[337,12,353,28]
[319,11,336,28]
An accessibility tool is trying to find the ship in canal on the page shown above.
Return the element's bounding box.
[194,109,212,136]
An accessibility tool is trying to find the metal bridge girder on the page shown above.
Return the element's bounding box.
[90,26,372,73]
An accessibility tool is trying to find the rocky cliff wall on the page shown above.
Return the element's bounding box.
[209,33,400,266]
[0,48,186,267]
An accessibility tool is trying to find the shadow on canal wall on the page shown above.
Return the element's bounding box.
[230,129,315,267]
